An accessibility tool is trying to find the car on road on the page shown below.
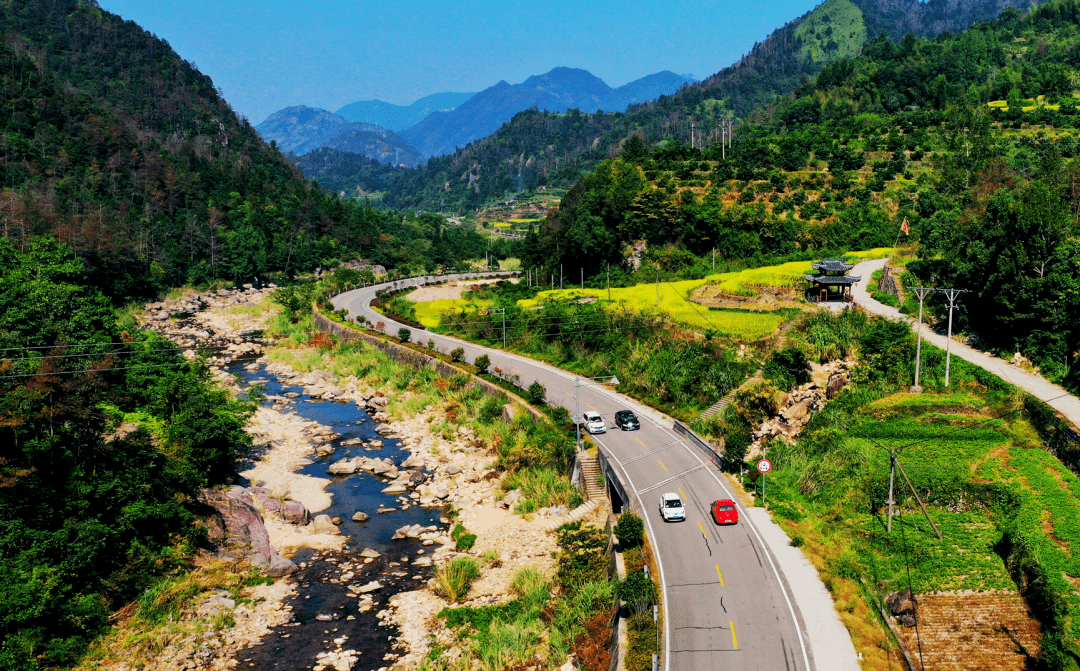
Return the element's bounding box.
[614,409,640,430]
[711,499,739,525]
[659,492,685,522]
[583,410,606,434]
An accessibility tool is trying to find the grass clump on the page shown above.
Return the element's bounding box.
[433,558,482,603]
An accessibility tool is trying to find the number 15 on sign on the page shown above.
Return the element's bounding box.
[757,459,772,507]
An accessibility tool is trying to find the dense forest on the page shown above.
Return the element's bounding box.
[0,238,256,669]
[0,0,499,298]
[292,0,1045,214]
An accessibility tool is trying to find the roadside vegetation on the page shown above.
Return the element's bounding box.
[421,521,617,671]
[703,308,1080,668]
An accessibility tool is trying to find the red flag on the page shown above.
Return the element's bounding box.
[900,218,910,236]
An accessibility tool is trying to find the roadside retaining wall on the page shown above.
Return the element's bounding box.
[312,310,543,420]
[1025,394,1080,475]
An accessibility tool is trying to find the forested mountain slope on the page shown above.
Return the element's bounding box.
[299,0,1043,214]
[526,0,1080,394]
[0,0,483,298]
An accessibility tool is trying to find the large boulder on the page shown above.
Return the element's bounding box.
[312,514,342,535]
[200,487,297,576]
[826,372,850,400]
[886,589,919,627]
[328,457,363,475]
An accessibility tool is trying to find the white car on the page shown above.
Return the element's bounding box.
[659,492,685,522]
[583,410,606,434]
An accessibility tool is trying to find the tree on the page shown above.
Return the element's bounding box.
[397,327,411,343]
[613,512,645,548]
[474,354,491,374]
[528,380,547,405]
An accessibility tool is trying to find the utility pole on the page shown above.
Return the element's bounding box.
[560,264,563,290]
[607,263,611,302]
[656,267,660,307]
[690,120,695,149]
[911,287,935,392]
[940,288,968,387]
[491,308,506,349]
[581,268,584,292]
[887,448,897,532]
[712,248,716,272]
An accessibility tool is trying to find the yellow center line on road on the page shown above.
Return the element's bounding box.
[636,437,647,448]
[658,460,668,472]
[697,520,707,539]
[588,404,598,411]
[730,621,738,649]
[678,488,686,500]
[715,564,725,586]
[563,391,574,397]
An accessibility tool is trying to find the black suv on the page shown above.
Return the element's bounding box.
[614,410,640,431]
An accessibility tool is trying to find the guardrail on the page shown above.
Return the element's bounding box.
[597,447,630,512]
[672,420,726,471]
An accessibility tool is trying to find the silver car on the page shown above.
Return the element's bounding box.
[583,410,606,434]
[659,492,685,522]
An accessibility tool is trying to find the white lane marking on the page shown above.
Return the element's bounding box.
[638,465,705,494]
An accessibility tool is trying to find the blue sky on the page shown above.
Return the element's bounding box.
[98,0,822,124]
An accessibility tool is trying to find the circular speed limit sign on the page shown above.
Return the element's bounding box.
[757,459,772,474]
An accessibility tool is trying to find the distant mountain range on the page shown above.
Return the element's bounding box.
[255,106,424,166]
[288,0,1048,214]
[401,68,697,157]
[258,68,696,166]
[336,92,475,131]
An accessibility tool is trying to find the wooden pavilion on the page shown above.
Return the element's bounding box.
[804,259,861,303]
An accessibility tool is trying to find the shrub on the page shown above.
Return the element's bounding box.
[427,339,436,349]
[763,346,812,391]
[614,512,644,549]
[434,557,481,602]
[479,397,503,424]
[450,347,465,362]
[528,380,547,405]
[554,521,608,589]
[456,533,477,551]
[397,327,411,342]
[548,406,571,425]
[474,354,491,374]
[616,571,656,615]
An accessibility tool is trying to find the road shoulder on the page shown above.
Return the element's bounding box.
[745,507,861,671]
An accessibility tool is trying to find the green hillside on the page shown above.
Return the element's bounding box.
[795,0,868,62]
[0,0,496,297]
[520,0,1080,392]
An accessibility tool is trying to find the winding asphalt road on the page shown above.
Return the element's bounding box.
[332,273,818,671]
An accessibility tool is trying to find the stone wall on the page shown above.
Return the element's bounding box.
[312,310,543,421]
[879,264,903,300]
[1024,394,1080,476]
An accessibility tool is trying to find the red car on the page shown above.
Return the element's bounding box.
[711,499,739,525]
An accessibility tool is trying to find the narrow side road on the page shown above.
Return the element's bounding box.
[332,273,861,671]
[850,259,1080,428]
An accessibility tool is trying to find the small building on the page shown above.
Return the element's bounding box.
[804,260,861,303]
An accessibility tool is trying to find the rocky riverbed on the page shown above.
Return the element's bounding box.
[127,286,597,671]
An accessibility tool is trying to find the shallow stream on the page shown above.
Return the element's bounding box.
[229,361,444,670]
